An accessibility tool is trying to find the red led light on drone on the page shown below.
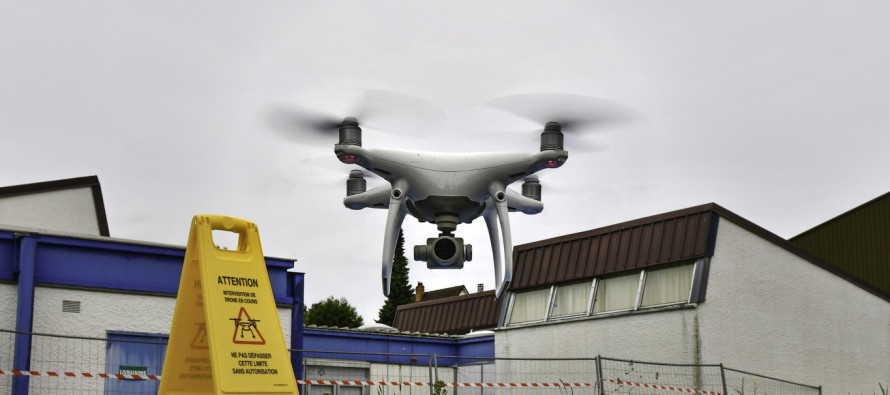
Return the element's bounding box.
[339,154,359,164]
[540,159,562,168]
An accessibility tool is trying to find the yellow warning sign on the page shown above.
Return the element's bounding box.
[158,215,299,395]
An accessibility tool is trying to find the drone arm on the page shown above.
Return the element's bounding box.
[505,188,544,215]
[489,182,514,298]
[380,180,409,296]
[344,184,392,210]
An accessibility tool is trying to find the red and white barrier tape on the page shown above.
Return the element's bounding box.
[0,369,722,394]
[604,379,723,395]
[0,369,159,380]
[297,380,594,387]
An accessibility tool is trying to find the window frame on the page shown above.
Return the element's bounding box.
[505,259,705,327]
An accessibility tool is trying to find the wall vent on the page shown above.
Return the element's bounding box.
[62,300,81,313]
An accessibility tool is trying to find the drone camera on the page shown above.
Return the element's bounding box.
[414,236,472,269]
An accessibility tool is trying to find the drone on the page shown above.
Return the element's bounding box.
[332,117,571,298]
[268,92,624,298]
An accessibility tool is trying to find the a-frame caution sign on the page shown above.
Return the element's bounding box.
[159,215,299,395]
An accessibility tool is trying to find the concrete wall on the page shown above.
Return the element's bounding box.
[0,283,17,331]
[30,286,293,344]
[700,218,890,395]
[0,187,100,235]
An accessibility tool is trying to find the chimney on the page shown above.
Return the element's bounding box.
[477,283,484,293]
[415,282,425,302]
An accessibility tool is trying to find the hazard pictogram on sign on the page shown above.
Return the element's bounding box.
[230,307,265,345]
[190,322,208,349]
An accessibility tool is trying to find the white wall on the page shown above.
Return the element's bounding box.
[497,307,701,363]
[0,187,101,235]
[700,218,890,395]
[31,287,293,344]
[0,283,17,331]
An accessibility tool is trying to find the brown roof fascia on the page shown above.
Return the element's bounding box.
[514,203,720,252]
[0,176,110,236]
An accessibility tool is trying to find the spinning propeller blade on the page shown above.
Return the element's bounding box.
[261,89,445,143]
[488,93,635,132]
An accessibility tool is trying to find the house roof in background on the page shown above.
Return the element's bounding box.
[0,176,110,236]
[420,285,467,301]
[393,290,502,335]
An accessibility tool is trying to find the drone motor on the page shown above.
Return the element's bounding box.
[540,121,564,151]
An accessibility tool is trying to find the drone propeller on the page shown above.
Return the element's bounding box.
[261,89,446,143]
[487,93,634,134]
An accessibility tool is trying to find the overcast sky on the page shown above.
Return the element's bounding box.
[2,1,889,323]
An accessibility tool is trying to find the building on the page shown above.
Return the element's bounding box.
[0,176,494,395]
[495,202,888,395]
[0,176,109,236]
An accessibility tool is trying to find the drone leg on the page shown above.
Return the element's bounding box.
[489,184,514,299]
[483,207,504,295]
[381,180,408,296]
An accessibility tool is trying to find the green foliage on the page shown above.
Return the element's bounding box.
[376,229,414,326]
[433,380,448,395]
[304,296,364,328]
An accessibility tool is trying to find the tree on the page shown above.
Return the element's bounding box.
[376,229,413,326]
[304,296,364,328]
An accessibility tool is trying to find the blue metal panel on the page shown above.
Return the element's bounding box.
[303,330,463,364]
[455,336,495,359]
[104,331,168,395]
[15,234,296,303]
[0,232,14,280]
[34,238,184,294]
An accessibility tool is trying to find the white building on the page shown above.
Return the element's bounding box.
[496,203,889,394]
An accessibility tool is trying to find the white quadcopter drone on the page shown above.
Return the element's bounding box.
[270,92,624,298]
[334,117,568,298]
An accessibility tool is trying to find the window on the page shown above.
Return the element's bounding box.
[640,264,695,307]
[105,331,168,395]
[507,287,551,324]
[592,272,641,313]
[505,260,704,326]
[551,280,592,317]
[305,359,369,395]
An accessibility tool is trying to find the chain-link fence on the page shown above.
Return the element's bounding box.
[0,329,822,395]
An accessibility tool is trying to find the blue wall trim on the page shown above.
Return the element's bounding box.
[302,329,494,364]
[0,230,299,304]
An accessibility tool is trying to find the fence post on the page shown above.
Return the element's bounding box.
[719,363,728,395]
[595,355,604,395]
[429,353,436,395]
